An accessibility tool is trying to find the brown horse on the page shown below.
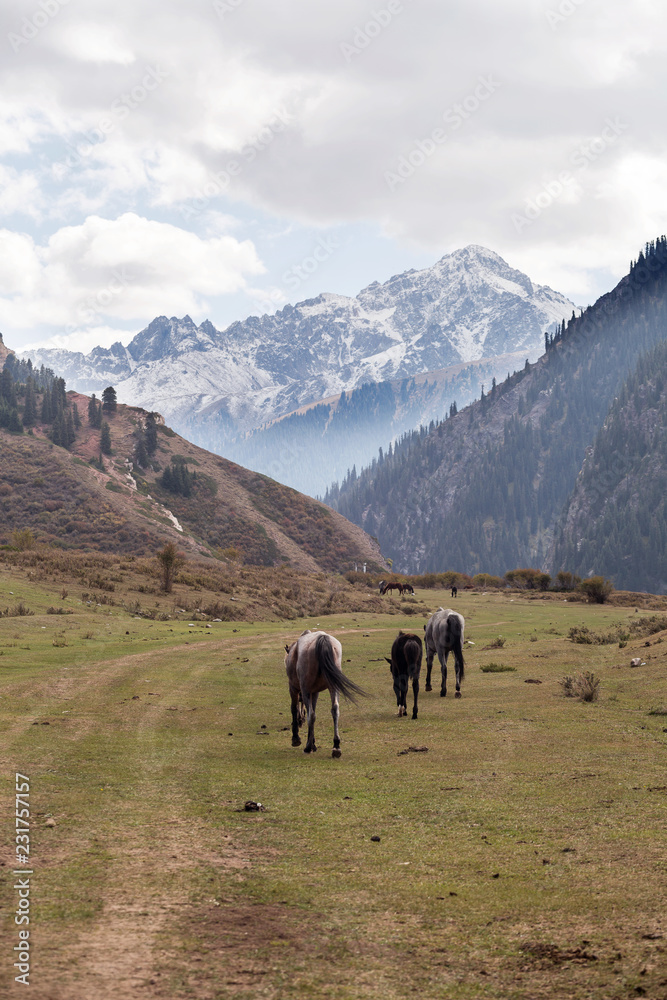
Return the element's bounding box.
[382,581,404,596]
[284,630,364,758]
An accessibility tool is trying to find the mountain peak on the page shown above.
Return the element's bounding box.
[22,245,575,440]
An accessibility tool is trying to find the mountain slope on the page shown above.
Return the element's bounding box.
[223,349,531,496]
[328,239,667,586]
[23,246,575,443]
[553,337,667,592]
[0,386,386,574]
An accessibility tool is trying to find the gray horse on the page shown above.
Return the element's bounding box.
[424,608,465,698]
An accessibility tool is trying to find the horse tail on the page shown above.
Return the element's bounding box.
[315,634,365,703]
[448,614,465,683]
[403,637,422,678]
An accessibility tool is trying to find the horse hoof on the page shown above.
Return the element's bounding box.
[304,746,313,754]
[440,690,447,698]
[292,737,301,747]
[331,748,342,758]
[455,691,462,699]
[425,684,432,692]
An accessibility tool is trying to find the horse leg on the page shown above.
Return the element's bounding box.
[455,652,463,698]
[412,673,419,720]
[393,675,403,715]
[330,690,342,758]
[290,686,302,747]
[425,646,434,692]
[440,649,448,697]
[396,674,408,716]
[304,691,319,753]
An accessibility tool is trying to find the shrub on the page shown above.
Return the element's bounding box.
[560,671,600,702]
[11,528,35,551]
[472,573,504,589]
[157,542,185,593]
[8,602,33,617]
[480,663,516,672]
[486,636,506,649]
[578,576,613,604]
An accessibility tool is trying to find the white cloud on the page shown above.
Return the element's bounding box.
[0,213,264,336]
[49,21,136,65]
[23,324,135,354]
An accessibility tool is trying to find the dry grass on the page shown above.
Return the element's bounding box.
[560,670,601,701]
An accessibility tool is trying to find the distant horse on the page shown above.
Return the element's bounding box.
[424,608,465,698]
[451,586,458,598]
[402,583,415,595]
[378,580,387,594]
[284,630,364,757]
[383,581,404,596]
[385,631,423,719]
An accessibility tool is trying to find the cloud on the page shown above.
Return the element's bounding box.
[0,213,264,336]
[1,0,667,340]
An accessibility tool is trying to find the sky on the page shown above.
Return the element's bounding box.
[1,0,666,353]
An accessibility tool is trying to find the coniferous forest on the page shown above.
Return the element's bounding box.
[327,238,667,590]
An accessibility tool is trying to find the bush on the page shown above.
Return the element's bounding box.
[485,636,506,649]
[157,542,185,593]
[480,663,516,672]
[472,573,504,589]
[578,576,613,604]
[560,671,600,702]
[11,528,35,551]
[6,602,34,617]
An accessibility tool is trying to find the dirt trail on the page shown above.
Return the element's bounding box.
[2,652,255,999]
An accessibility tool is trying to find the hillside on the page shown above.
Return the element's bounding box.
[0,331,11,367]
[223,349,531,496]
[328,239,667,589]
[23,246,575,449]
[0,370,386,574]
[553,337,667,592]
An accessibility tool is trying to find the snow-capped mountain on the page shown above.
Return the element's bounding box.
[23,245,576,435]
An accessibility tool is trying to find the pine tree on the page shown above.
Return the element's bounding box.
[100,420,112,455]
[135,436,148,468]
[23,378,36,427]
[102,386,117,413]
[88,394,102,428]
[144,413,158,455]
[41,388,53,424]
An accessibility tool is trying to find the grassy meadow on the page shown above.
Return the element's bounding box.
[1,562,667,999]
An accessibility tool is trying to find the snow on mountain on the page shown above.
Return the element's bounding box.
[22,246,576,434]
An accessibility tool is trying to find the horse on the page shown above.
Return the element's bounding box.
[424,608,465,698]
[402,583,415,595]
[284,630,365,757]
[385,631,423,719]
[378,580,387,594]
[451,586,458,598]
[383,581,404,596]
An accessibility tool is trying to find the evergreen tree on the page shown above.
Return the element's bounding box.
[22,378,37,427]
[100,420,112,455]
[88,394,102,428]
[134,436,148,468]
[102,386,117,413]
[144,413,158,455]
